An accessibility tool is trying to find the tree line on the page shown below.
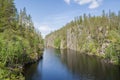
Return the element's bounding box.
[46,10,120,65]
[0,0,43,79]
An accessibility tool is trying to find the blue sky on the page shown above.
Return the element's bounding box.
[14,0,120,38]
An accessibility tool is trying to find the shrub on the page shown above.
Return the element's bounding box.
[54,38,61,49]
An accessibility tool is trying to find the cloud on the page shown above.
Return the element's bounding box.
[74,0,91,5]
[89,0,99,9]
[74,0,102,9]
[34,22,55,38]
[34,10,82,38]
[38,25,55,38]
[64,0,70,4]
[65,0,103,9]
[38,25,51,33]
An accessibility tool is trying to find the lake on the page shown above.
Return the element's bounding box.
[24,48,120,80]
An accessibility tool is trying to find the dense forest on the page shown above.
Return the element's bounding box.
[45,10,120,65]
[0,0,120,79]
[0,0,43,80]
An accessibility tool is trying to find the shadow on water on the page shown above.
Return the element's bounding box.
[23,48,120,80]
[23,62,41,80]
[61,49,120,80]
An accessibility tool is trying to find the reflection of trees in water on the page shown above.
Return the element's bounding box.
[60,49,120,80]
[23,62,41,80]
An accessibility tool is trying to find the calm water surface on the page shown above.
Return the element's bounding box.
[24,48,120,80]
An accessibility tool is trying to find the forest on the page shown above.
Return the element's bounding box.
[45,10,120,65]
[0,0,43,80]
[0,0,120,80]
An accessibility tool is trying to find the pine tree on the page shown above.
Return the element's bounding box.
[0,0,16,32]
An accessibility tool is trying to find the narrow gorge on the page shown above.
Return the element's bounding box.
[45,11,120,65]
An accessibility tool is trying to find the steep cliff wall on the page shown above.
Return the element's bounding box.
[45,11,120,65]
[45,34,55,48]
[67,27,77,51]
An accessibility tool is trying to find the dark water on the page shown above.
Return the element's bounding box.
[24,48,120,80]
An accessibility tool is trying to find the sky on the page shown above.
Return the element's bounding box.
[14,0,120,38]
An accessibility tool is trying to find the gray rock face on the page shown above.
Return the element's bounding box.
[67,28,77,51]
[60,39,67,49]
[45,25,81,51]
[45,24,111,56]
[45,34,55,48]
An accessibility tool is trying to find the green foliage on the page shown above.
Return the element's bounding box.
[105,43,116,59]
[88,42,97,54]
[0,0,16,32]
[0,67,25,80]
[46,10,120,65]
[0,0,43,79]
[105,43,120,65]
[54,38,61,49]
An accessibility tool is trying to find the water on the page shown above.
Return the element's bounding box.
[24,48,120,80]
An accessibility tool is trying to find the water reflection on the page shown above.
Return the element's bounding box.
[23,62,41,80]
[24,48,120,80]
[61,49,120,80]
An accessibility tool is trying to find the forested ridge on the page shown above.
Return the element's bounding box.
[0,0,120,79]
[45,10,120,65]
[0,0,43,79]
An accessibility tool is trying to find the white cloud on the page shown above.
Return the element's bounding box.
[64,0,70,4]
[74,0,91,5]
[64,0,103,9]
[34,22,55,38]
[38,25,51,32]
[89,0,99,9]
[38,25,54,38]
[34,10,82,38]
